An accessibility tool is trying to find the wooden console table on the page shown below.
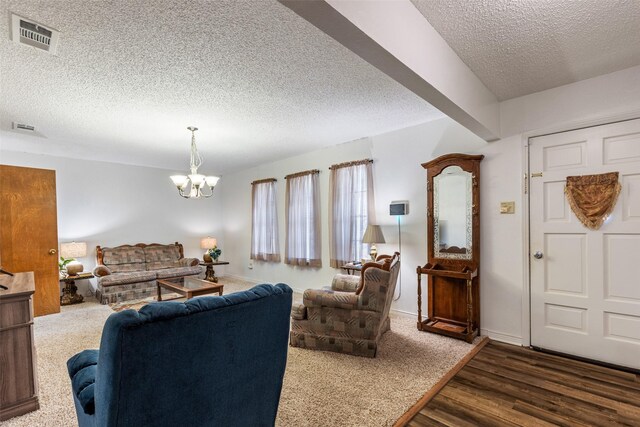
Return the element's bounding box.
[199,261,229,283]
[0,272,39,421]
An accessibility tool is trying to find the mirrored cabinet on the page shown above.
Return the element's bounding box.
[417,153,483,342]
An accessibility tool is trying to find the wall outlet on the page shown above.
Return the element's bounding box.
[248,259,254,269]
[500,201,515,214]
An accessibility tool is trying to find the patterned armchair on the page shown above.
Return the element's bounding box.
[290,252,400,357]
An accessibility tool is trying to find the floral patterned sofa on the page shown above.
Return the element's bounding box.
[93,242,201,304]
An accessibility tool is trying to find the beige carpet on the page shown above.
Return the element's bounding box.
[5,277,478,427]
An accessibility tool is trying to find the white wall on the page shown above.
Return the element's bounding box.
[221,118,487,316]
[500,65,640,138]
[1,151,224,296]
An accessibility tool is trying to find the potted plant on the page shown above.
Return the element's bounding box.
[59,256,73,278]
[207,246,222,262]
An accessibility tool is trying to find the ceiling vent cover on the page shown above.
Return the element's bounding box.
[12,122,35,132]
[11,13,59,54]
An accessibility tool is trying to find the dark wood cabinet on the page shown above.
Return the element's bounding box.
[417,153,483,342]
[0,272,39,420]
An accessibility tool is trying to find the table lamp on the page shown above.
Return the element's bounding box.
[201,237,217,262]
[362,225,385,261]
[60,241,87,276]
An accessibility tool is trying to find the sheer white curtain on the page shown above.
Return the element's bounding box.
[251,179,280,262]
[329,160,375,268]
[285,171,321,267]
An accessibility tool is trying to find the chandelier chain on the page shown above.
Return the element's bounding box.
[190,128,203,174]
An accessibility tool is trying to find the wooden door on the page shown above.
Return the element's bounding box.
[530,118,640,369]
[1,165,59,316]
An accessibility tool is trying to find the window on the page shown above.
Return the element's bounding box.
[329,160,375,268]
[251,179,280,262]
[285,170,321,267]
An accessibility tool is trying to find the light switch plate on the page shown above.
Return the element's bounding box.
[500,201,515,214]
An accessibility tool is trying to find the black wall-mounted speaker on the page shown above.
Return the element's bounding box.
[390,201,409,216]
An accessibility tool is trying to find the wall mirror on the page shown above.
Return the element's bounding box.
[433,165,472,260]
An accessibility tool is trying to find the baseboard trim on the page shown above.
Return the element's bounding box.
[390,308,418,318]
[393,337,490,427]
[480,328,522,346]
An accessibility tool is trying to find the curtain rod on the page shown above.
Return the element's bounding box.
[251,178,277,185]
[328,159,373,170]
[284,169,320,179]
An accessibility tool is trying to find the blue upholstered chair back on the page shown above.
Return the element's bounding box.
[68,284,292,427]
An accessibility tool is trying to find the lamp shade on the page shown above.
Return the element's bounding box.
[205,176,220,187]
[362,225,385,244]
[200,237,217,249]
[60,242,87,259]
[170,175,189,189]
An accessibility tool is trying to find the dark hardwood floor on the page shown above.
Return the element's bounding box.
[406,341,640,426]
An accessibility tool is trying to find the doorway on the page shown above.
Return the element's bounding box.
[528,118,640,370]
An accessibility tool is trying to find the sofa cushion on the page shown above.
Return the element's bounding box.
[99,271,157,287]
[144,245,181,270]
[331,274,360,292]
[291,303,307,320]
[155,265,202,279]
[102,246,146,273]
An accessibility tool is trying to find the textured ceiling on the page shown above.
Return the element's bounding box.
[411,0,640,100]
[0,1,442,173]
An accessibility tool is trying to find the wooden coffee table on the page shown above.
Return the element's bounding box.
[156,276,223,301]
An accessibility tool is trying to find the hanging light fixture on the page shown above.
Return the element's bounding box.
[170,126,220,199]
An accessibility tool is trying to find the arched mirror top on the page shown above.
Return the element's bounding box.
[422,153,483,268]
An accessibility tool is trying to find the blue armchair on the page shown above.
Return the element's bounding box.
[67,283,292,427]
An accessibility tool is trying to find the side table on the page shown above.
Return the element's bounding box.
[199,261,229,283]
[341,263,362,275]
[60,273,94,305]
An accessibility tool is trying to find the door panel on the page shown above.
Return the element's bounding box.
[0,165,59,316]
[603,131,640,165]
[542,140,587,170]
[603,234,640,302]
[604,312,640,343]
[544,304,587,333]
[544,234,586,295]
[622,174,640,220]
[530,118,640,369]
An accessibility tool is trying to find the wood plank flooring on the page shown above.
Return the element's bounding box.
[406,341,640,426]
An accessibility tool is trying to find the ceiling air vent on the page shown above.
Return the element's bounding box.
[12,122,35,132]
[11,13,59,54]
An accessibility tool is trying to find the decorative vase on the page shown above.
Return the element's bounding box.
[203,253,212,263]
[66,263,83,276]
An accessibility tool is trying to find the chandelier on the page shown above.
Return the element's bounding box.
[170,126,220,199]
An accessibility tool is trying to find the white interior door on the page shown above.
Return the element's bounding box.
[530,118,640,370]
